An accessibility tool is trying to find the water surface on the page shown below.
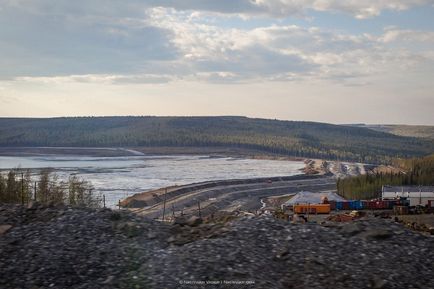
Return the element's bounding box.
[0,154,304,207]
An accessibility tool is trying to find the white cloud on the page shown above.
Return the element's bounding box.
[143,8,434,83]
[8,6,433,86]
[14,74,174,85]
[310,0,430,19]
[0,0,433,124]
[379,29,434,43]
[1,0,431,19]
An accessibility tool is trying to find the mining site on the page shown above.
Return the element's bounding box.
[0,204,433,289]
[122,175,337,219]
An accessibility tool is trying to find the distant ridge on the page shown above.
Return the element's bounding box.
[349,124,434,139]
[0,116,433,163]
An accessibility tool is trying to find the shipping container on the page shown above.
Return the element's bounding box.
[394,206,409,215]
[293,204,331,214]
[352,200,363,210]
[329,201,336,210]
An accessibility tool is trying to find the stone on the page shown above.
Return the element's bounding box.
[186,216,202,227]
[371,276,388,289]
[173,216,188,226]
[27,201,40,210]
[341,223,364,236]
[363,229,393,240]
[0,224,12,235]
[147,232,157,239]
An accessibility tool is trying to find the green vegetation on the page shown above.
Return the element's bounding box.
[351,124,434,139]
[0,116,433,163]
[0,169,101,207]
[337,154,434,200]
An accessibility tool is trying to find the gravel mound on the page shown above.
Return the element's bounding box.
[0,205,433,289]
[0,204,170,289]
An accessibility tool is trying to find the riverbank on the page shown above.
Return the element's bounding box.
[0,146,305,161]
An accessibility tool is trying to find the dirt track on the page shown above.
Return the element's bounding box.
[126,175,336,219]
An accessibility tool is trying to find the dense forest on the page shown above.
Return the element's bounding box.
[337,154,434,200]
[0,116,433,163]
[0,169,100,207]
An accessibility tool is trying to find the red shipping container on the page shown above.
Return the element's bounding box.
[374,201,383,209]
[329,201,336,210]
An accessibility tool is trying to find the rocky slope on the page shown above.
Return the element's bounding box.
[0,204,433,289]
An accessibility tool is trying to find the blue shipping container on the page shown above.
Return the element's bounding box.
[354,200,363,210]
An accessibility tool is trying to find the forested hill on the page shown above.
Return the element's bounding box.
[350,124,434,139]
[0,116,433,163]
[337,154,434,199]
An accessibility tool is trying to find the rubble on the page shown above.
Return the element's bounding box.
[0,205,433,289]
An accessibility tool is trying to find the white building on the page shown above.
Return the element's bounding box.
[382,186,434,206]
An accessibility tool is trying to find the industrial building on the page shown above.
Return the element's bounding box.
[382,186,434,206]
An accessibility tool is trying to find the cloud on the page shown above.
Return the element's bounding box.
[0,2,179,79]
[309,0,431,19]
[155,0,432,19]
[14,74,174,85]
[146,8,434,83]
[1,0,431,19]
[0,0,433,86]
[379,29,434,43]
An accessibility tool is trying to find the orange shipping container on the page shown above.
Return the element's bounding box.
[293,204,331,214]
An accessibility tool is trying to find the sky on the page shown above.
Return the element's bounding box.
[0,0,433,125]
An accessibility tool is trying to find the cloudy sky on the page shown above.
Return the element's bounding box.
[0,0,433,124]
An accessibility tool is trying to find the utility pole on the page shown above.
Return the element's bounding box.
[162,188,167,222]
[34,182,37,201]
[197,200,202,218]
[21,172,24,205]
[172,204,175,220]
[103,195,106,208]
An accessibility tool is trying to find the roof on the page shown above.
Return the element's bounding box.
[283,191,345,206]
[383,186,434,193]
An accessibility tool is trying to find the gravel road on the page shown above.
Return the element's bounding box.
[130,175,336,219]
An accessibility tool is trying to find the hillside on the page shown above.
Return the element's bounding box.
[337,154,434,199]
[351,124,434,139]
[0,116,433,163]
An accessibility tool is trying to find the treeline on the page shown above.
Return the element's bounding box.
[337,154,434,200]
[0,116,433,164]
[0,169,101,207]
